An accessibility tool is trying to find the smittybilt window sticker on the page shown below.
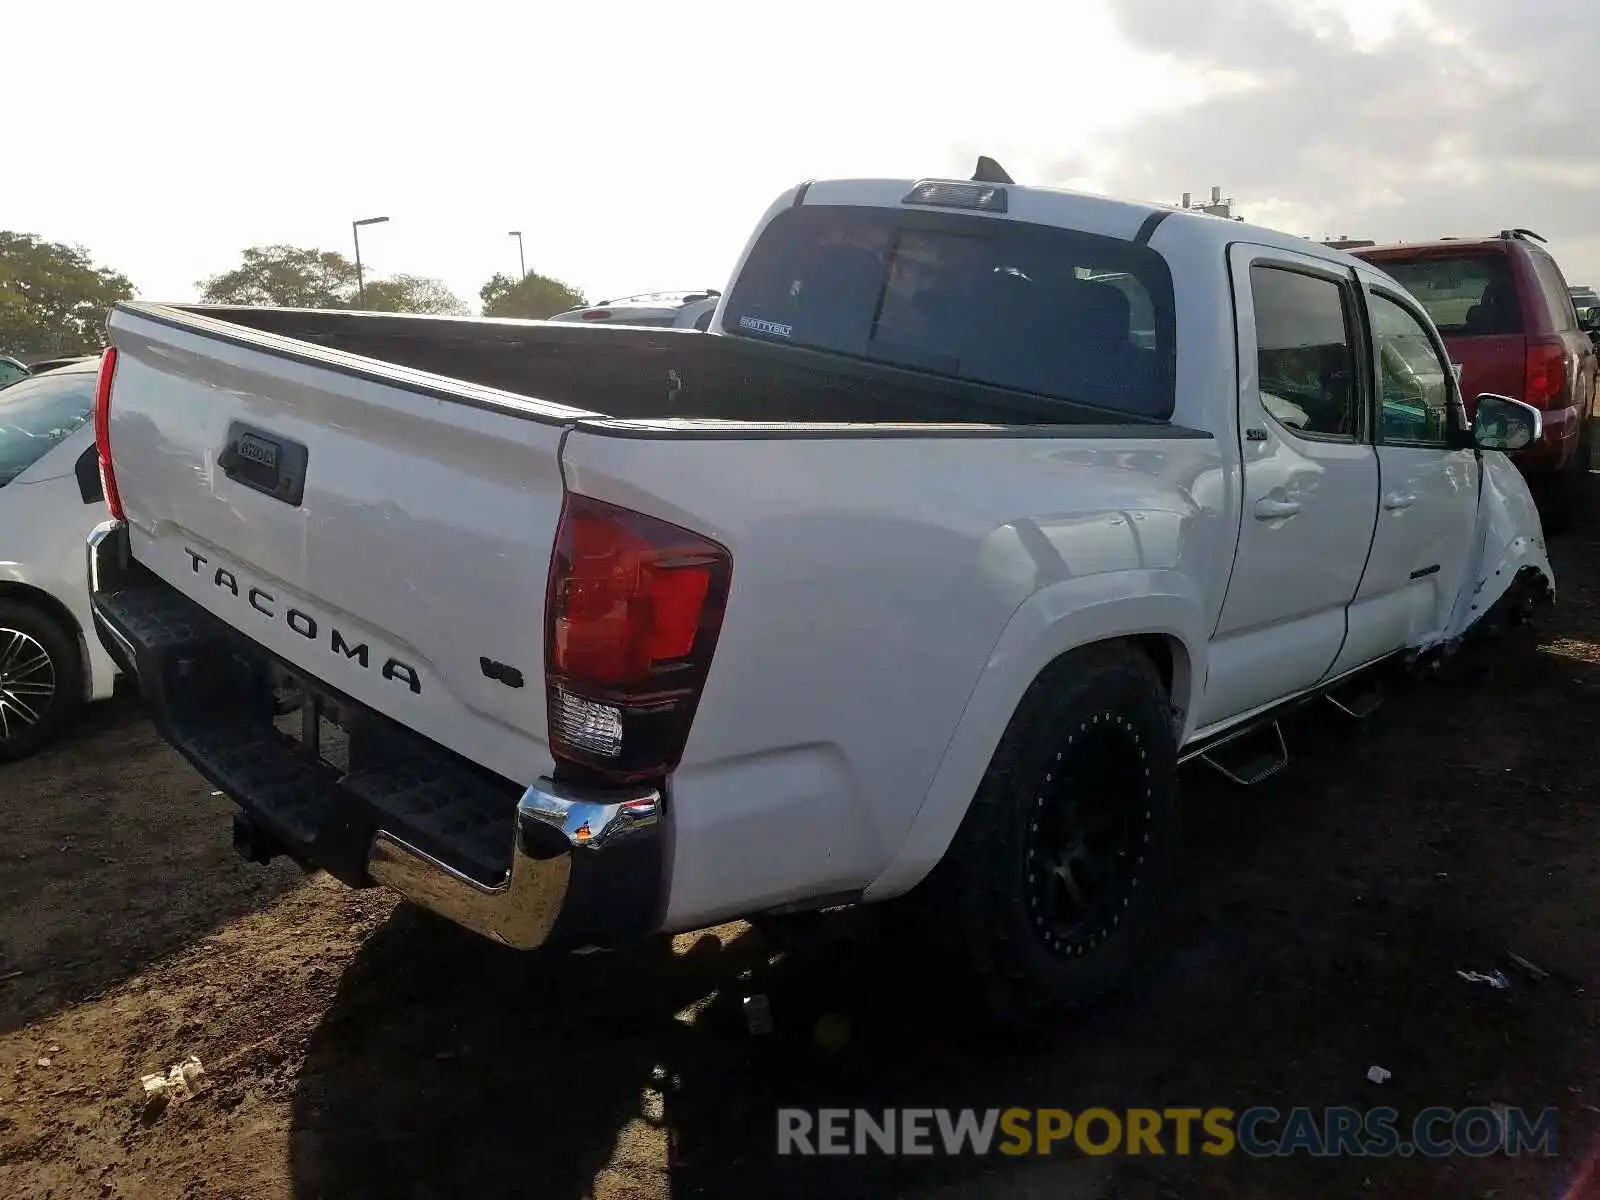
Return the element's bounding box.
[739,315,792,338]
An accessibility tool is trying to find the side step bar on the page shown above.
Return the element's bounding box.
[1199,721,1288,786]
[1178,652,1404,785]
[1326,677,1385,719]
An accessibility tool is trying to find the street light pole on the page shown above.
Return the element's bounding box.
[352,215,390,306]
[508,230,526,279]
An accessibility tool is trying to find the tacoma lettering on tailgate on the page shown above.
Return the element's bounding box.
[183,547,421,695]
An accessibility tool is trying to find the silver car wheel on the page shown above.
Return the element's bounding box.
[0,627,57,742]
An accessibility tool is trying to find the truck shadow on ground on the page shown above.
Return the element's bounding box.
[285,900,1118,1200]
[285,570,1600,1200]
[0,688,305,1032]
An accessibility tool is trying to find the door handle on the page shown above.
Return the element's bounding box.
[1254,496,1301,520]
[1383,491,1417,511]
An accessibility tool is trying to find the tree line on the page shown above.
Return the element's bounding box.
[1,233,589,359]
[0,233,135,358]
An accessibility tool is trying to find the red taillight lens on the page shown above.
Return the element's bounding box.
[545,493,731,780]
[1524,339,1567,409]
[93,346,123,520]
[580,309,612,321]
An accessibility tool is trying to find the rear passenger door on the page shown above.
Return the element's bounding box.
[1335,278,1480,670]
[1198,245,1381,729]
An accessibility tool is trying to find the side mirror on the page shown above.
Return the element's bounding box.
[1472,393,1543,452]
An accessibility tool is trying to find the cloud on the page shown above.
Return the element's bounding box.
[1090,0,1600,278]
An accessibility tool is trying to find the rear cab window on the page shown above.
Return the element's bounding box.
[1365,252,1522,337]
[721,204,1177,420]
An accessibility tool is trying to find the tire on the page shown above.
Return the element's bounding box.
[922,642,1180,1030]
[0,600,83,763]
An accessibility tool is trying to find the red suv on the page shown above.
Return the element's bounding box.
[1352,231,1599,531]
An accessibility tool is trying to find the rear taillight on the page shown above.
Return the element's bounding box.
[545,493,731,781]
[93,346,123,520]
[1524,338,1567,408]
[580,309,612,321]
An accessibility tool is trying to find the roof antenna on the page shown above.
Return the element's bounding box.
[972,156,1014,185]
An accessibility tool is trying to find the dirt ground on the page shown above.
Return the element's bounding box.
[5,502,1600,1200]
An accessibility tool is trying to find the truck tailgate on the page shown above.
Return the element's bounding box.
[103,304,573,784]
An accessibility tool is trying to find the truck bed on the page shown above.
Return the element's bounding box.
[171,304,1170,428]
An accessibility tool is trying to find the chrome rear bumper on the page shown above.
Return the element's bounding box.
[367,782,661,949]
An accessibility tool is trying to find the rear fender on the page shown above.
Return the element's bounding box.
[862,571,1207,901]
[1443,450,1555,641]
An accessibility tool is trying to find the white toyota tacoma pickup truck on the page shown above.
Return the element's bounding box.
[85,167,1553,1020]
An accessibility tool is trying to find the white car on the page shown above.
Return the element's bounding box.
[0,358,119,760]
[546,289,720,330]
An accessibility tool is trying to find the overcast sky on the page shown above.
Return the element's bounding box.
[11,0,1599,309]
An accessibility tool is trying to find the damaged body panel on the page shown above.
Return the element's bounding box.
[1442,449,1556,643]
